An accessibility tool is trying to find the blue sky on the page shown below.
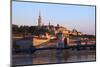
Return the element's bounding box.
[12,1,95,35]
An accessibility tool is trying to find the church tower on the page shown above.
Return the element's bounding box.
[38,11,42,27]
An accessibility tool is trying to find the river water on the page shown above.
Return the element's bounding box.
[12,49,96,66]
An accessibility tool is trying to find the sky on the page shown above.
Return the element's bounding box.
[12,1,96,35]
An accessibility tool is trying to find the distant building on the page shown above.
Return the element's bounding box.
[54,24,70,36]
[38,11,42,27]
[71,29,82,36]
[36,11,83,36]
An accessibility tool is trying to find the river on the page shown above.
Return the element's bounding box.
[12,49,96,66]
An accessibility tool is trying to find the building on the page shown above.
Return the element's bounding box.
[38,11,42,27]
[36,11,83,36]
[71,29,82,36]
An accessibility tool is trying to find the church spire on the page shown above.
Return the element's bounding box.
[39,10,41,18]
[38,10,42,27]
[49,21,50,26]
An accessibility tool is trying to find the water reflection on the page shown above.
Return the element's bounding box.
[12,49,96,66]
